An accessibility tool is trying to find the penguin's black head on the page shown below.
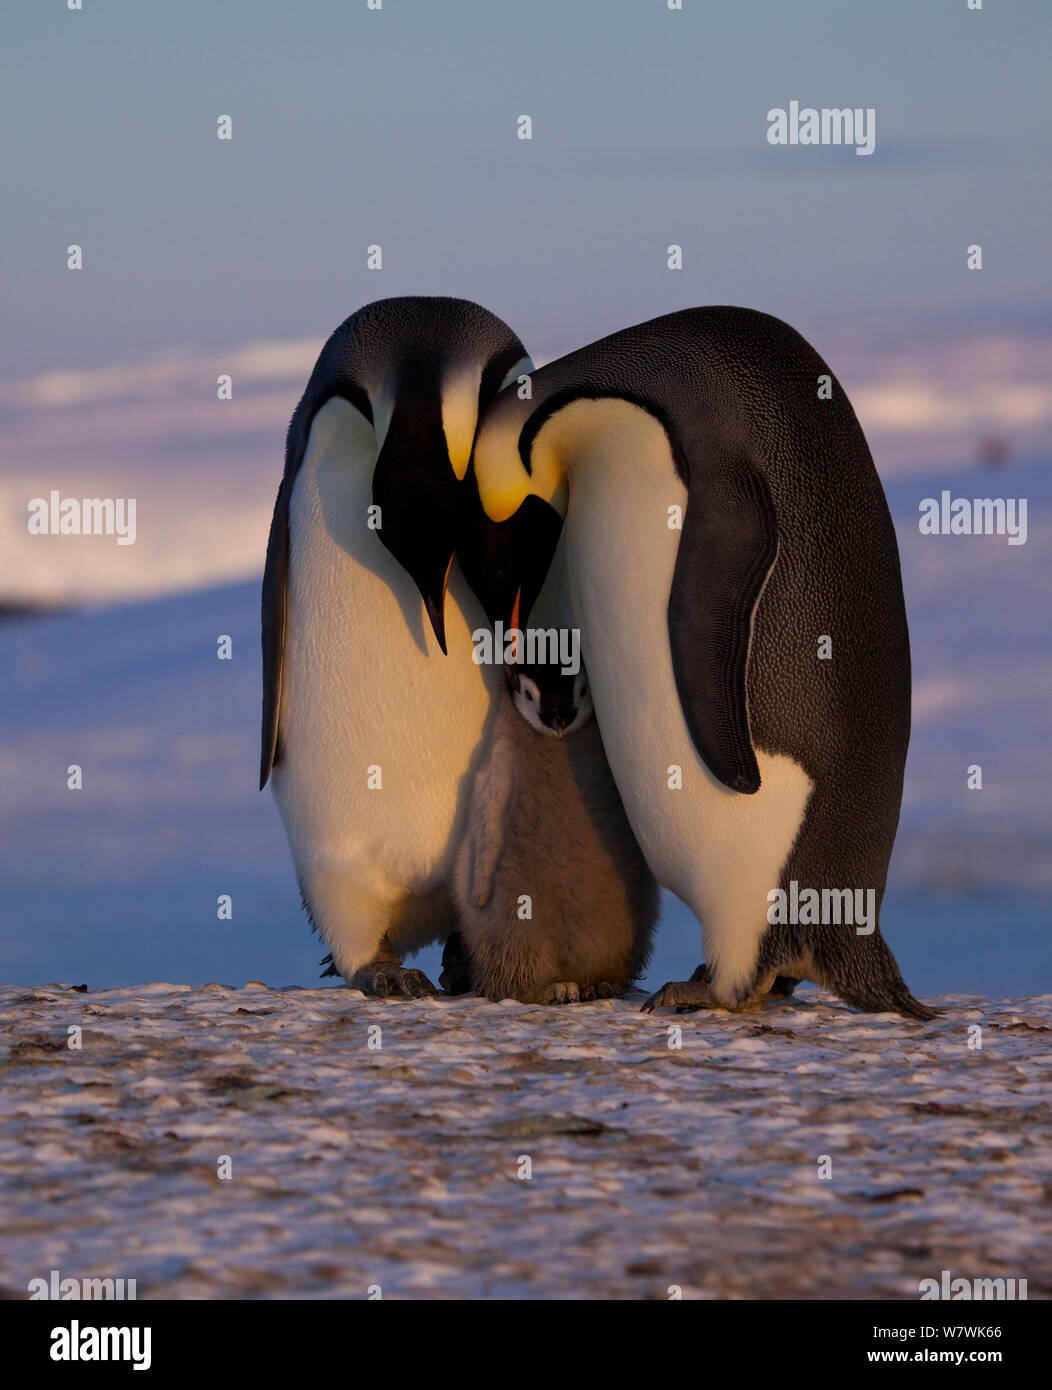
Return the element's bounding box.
[350,298,532,652]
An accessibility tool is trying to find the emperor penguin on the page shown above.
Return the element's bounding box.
[260,296,533,996]
[445,661,658,1004]
[469,306,934,1020]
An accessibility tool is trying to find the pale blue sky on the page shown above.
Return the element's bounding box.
[1,0,1049,374]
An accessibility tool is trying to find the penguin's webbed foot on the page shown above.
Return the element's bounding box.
[350,965,437,999]
[641,979,720,1013]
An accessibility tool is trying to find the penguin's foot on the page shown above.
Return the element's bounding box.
[640,979,721,1013]
[579,981,625,1002]
[349,964,437,999]
[542,981,580,1005]
[688,962,799,999]
[642,961,722,1011]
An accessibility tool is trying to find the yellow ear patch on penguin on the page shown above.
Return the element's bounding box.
[473,413,552,522]
[441,368,483,481]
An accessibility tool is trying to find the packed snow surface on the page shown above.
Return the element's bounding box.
[2,983,1049,1299]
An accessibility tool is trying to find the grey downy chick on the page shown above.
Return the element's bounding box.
[447,661,659,1004]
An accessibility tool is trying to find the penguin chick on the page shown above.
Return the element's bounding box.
[508,662,594,738]
[451,663,658,1004]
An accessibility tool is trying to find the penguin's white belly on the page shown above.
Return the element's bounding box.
[272,398,496,913]
[561,401,813,995]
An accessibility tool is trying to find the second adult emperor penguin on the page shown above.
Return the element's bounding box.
[470,306,933,1020]
[260,297,532,995]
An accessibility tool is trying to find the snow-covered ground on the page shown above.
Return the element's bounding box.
[2,982,1049,1299]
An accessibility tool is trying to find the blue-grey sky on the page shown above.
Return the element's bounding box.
[2,0,1050,376]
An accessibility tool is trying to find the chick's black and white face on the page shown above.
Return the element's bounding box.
[509,667,593,737]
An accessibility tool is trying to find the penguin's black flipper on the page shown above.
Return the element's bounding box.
[667,454,777,795]
[260,476,290,790]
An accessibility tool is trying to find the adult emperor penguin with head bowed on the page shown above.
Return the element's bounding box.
[260,296,544,997]
[469,305,933,1020]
